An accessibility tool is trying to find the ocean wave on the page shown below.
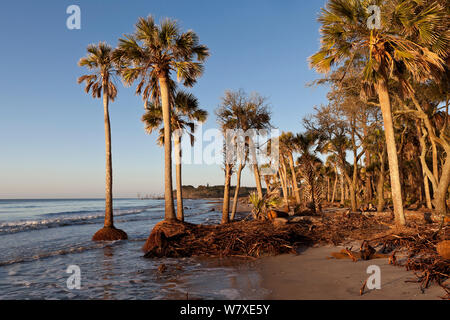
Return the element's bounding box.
[40,204,159,217]
[0,206,156,235]
[0,242,112,267]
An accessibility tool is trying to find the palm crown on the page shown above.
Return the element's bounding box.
[114,16,209,103]
[309,0,447,94]
[78,42,118,100]
[142,90,208,145]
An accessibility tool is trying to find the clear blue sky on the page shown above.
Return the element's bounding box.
[0,0,329,198]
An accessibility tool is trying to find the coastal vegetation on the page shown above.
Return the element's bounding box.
[174,185,265,199]
[77,0,449,298]
[142,90,208,221]
[113,16,209,221]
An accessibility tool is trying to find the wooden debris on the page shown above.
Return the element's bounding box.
[344,248,358,262]
[360,279,368,296]
[376,224,449,298]
[389,251,397,265]
[142,219,312,258]
[141,209,449,299]
[360,240,376,260]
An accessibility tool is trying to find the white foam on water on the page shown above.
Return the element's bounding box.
[0,206,155,234]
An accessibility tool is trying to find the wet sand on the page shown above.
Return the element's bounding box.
[255,245,445,300]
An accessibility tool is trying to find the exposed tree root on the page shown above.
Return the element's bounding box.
[142,219,312,258]
[92,226,128,241]
[367,223,449,299]
[142,210,449,298]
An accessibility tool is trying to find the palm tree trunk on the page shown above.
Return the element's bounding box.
[344,173,357,212]
[231,162,244,221]
[253,164,264,199]
[174,133,184,221]
[279,167,289,211]
[344,181,348,201]
[288,154,301,204]
[287,176,292,197]
[376,78,406,226]
[309,174,317,214]
[340,170,345,205]
[331,167,338,203]
[103,88,113,228]
[327,177,330,202]
[364,147,373,203]
[264,175,272,194]
[349,184,357,212]
[222,164,232,224]
[159,76,176,221]
[377,146,387,213]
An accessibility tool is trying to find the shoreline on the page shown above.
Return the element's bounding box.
[208,201,448,300]
[255,245,445,300]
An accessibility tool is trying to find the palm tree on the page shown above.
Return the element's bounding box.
[115,16,209,221]
[309,0,446,225]
[215,90,271,220]
[78,42,127,241]
[295,131,323,213]
[221,150,234,224]
[142,91,207,221]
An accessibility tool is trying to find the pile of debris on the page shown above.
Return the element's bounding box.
[142,210,449,299]
[142,219,312,258]
[371,225,449,299]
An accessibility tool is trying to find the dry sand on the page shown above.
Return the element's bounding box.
[213,198,253,219]
[255,245,446,300]
[212,201,446,299]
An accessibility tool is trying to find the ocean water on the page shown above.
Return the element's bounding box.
[0,199,266,299]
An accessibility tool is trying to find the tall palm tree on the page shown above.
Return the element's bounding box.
[78,42,127,241]
[221,147,234,224]
[309,0,446,225]
[142,91,207,221]
[115,16,209,221]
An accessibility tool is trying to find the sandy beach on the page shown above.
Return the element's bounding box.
[208,201,447,300]
[256,245,446,300]
[211,198,253,219]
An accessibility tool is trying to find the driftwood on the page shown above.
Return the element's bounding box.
[367,223,449,299]
[92,226,128,241]
[360,279,368,296]
[143,212,393,259]
[330,247,389,261]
